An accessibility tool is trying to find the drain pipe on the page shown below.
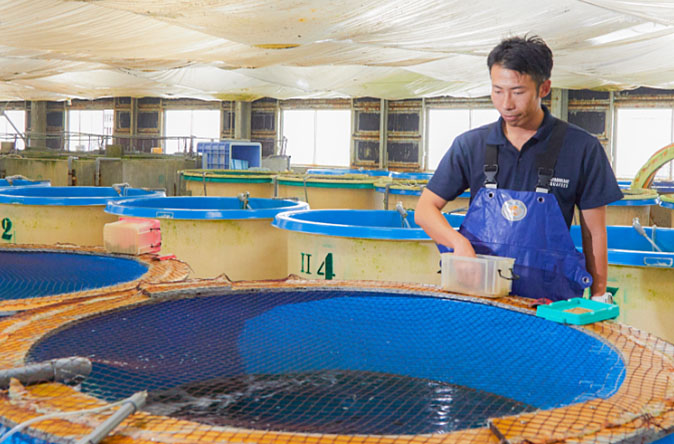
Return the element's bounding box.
[95,158,121,187]
[237,191,251,209]
[67,156,78,186]
[111,182,131,196]
[383,183,392,210]
[396,202,411,228]
[75,391,147,444]
[0,357,91,389]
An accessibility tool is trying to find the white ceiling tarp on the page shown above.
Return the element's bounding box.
[2,0,674,101]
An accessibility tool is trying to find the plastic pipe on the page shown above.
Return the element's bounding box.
[0,357,91,388]
[75,391,147,444]
[632,217,663,252]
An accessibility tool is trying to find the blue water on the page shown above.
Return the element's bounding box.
[0,251,147,300]
[29,290,625,413]
[144,369,536,434]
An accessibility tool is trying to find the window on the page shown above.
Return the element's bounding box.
[282,109,351,167]
[0,110,26,150]
[427,109,499,170]
[164,109,221,154]
[68,109,114,151]
[615,108,673,180]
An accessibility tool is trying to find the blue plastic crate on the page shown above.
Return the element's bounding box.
[196,140,261,170]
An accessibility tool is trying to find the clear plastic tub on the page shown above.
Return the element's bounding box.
[441,253,516,297]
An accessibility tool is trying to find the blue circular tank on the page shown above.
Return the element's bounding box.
[273,209,462,240]
[106,196,308,220]
[0,178,50,189]
[306,168,392,177]
[0,186,164,205]
[105,197,309,280]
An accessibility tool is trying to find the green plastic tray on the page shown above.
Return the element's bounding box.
[536,297,619,325]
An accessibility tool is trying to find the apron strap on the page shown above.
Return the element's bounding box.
[535,119,568,193]
[483,122,500,189]
[483,119,569,192]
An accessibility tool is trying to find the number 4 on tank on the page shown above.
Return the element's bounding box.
[300,252,335,280]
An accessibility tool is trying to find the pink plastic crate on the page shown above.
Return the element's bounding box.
[103,217,161,255]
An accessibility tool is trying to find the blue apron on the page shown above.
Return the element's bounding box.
[439,120,592,301]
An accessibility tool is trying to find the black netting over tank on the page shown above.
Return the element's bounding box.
[0,250,148,300]
[28,289,626,435]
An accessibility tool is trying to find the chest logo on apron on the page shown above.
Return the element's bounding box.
[501,199,527,221]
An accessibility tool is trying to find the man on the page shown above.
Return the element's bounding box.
[415,35,623,302]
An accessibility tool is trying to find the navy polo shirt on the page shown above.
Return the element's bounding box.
[427,105,623,228]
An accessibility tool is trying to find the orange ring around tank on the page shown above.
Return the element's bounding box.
[0,278,672,444]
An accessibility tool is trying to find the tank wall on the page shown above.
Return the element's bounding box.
[278,184,376,209]
[286,231,441,285]
[609,265,674,343]
[160,218,288,280]
[0,155,197,195]
[185,179,275,198]
[0,204,116,246]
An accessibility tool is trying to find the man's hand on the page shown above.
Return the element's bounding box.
[451,234,477,258]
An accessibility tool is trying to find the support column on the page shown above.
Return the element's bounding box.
[379,99,388,169]
[29,101,48,149]
[234,101,252,140]
[550,88,568,121]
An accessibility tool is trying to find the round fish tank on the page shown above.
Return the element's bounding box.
[106,196,308,279]
[374,179,470,213]
[0,279,672,443]
[276,174,380,209]
[180,169,276,198]
[273,209,463,285]
[0,186,164,247]
[305,168,392,177]
[390,171,433,180]
[0,244,190,313]
[602,188,658,226]
[571,223,674,343]
[652,193,674,228]
[0,178,50,189]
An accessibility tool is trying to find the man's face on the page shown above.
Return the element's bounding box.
[490,64,551,130]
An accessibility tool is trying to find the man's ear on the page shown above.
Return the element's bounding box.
[539,79,552,98]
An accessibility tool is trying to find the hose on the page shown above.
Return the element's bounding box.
[0,391,146,444]
[632,217,662,252]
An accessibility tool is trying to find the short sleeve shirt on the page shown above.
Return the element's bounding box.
[427,105,623,227]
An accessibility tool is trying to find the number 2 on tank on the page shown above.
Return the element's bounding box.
[1,217,13,241]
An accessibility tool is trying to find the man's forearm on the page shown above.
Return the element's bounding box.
[579,206,609,296]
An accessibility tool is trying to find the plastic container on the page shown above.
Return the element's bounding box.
[440,253,515,297]
[180,169,277,198]
[197,140,261,170]
[106,196,308,279]
[273,209,465,285]
[0,186,164,247]
[536,297,619,325]
[103,217,161,255]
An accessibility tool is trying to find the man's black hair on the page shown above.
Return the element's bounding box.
[487,35,553,87]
